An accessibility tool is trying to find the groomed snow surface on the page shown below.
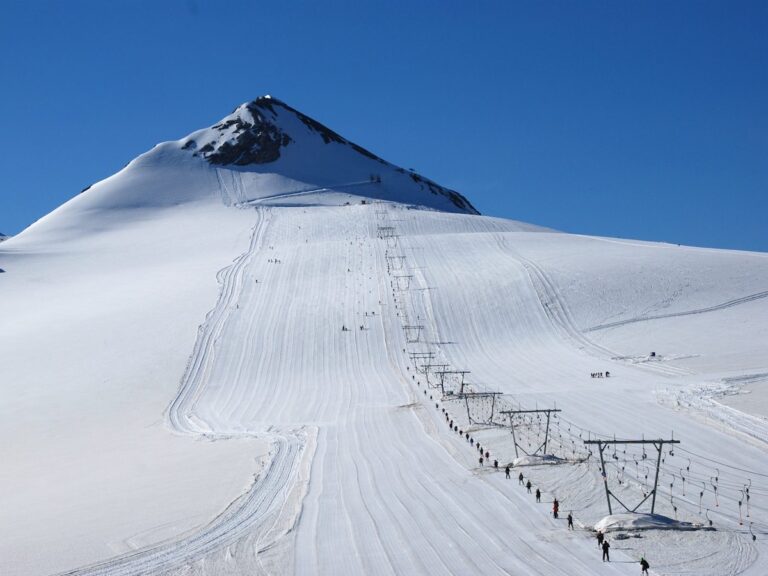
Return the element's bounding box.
[2,111,768,575]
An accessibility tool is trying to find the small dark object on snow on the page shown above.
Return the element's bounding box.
[602,540,610,562]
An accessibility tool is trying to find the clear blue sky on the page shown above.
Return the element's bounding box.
[1,1,766,251]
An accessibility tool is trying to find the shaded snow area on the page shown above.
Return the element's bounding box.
[2,98,768,576]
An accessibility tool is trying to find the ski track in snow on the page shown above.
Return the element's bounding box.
[56,434,303,576]
[168,206,272,435]
[584,290,768,333]
[493,235,693,378]
[55,206,312,576]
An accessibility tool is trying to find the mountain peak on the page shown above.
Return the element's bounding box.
[184,95,384,168]
[178,96,478,214]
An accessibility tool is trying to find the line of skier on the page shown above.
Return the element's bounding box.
[454,409,651,573]
[417,321,652,573]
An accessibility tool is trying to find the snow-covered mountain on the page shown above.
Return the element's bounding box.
[1,98,767,576]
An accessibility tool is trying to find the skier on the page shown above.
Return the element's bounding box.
[640,557,649,575]
[535,488,541,503]
[602,539,610,562]
[493,459,498,469]
[479,456,484,466]
[526,480,532,493]
[518,472,524,485]
[596,530,604,548]
[567,512,574,530]
[552,498,559,519]
[505,465,511,479]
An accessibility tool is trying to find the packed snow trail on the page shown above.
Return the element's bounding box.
[167,207,272,435]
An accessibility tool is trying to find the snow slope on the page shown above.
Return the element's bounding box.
[2,97,767,576]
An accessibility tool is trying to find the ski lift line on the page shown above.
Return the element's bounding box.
[653,452,768,493]
[584,439,680,445]
[656,465,768,493]
[585,438,679,515]
[620,440,765,495]
[674,446,768,479]
[499,408,562,415]
[612,467,766,527]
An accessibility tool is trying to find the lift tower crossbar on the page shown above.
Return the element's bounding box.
[443,392,503,424]
[434,370,470,396]
[420,363,449,387]
[402,325,425,343]
[500,408,562,459]
[409,352,435,373]
[392,275,414,290]
[386,255,406,271]
[583,438,680,515]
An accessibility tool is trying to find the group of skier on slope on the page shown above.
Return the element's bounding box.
[595,531,649,572]
[512,466,650,572]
